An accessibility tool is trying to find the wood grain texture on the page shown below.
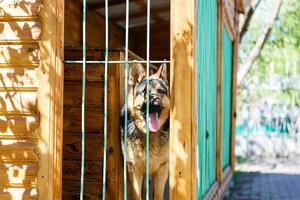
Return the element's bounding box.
[0,0,42,17]
[64,82,104,108]
[0,68,38,88]
[0,1,42,199]
[170,0,196,199]
[0,20,41,42]
[62,181,102,200]
[0,163,37,186]
[63,133,104,161]
[38,0,64,199]
[64,64,105,82]
[230,15,239,170]
[0,187,37,200]
[0,44,39,65]
[63,106,104,133]
[0,116,38,139]
[0,91,37,114]
[63,160,103,182]
[216,0,223,184]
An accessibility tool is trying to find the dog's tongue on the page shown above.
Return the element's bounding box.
[149,112,160,132]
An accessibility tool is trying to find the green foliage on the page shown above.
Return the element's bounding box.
[238,0,300,109]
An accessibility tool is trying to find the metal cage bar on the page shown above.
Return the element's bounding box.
[124,0,130,198]
[145,0,151,199]
[102,0,109,199]
[80,0,87,199]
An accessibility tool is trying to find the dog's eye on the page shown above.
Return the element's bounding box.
[157,89,165,94]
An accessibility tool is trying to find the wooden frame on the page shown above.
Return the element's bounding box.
[216,0,224,184]
[170,0,197,199]
[38,0,64,199]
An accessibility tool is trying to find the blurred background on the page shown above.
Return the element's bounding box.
[235,0,300,172]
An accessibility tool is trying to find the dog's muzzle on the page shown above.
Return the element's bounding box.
[150,96,162,113]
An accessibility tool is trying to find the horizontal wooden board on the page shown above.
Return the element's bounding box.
[0,20,41,42]
[0,139,37,150]
[0,44,39,65]
[0,0,42,17]
[0,187,37,200]
[64,64,105,82]
[63,107,103,133]
[64,82,103,108]
[62,181,102,200]
[63,160,103,182]
[0,116,39,139]
[64,48,106,60]
[0,91,37,113]
[0,149,38,163]
[0,68,38,88]
[63,133,103,161]
[0,163,37,186]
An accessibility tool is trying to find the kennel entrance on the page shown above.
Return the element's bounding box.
[63,0,170,199]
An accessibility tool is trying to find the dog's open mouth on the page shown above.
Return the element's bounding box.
[149,112,160,132]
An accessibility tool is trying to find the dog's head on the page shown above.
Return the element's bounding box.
[129,63,170,132]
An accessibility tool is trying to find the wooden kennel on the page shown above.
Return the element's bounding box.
[0,0,247,199]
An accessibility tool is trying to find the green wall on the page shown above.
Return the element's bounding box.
[196,0,218,198]
[222,25,233,169]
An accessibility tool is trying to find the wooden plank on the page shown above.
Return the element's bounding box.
[63,107,104,133]
[62,160,102,182]
[0,187,37,200]
[170,0,196,199]
[64,64,105,82]
[106,56,124,199]
[230,17,239,170]
[0,163,37,186]
[0,91,37,114]
[64,82,104,108]
[203,182,219,200]
[216,0,223,184]
[63,133,103,161]
[0,116,38,139]
[38,0,64,199]
[64,48,105,60]
[0,0,42,17]
[0,68,38,88]
[0,20,41,42]
[62,181,102,200]
[0,44,39,65]
[0,150,38,163]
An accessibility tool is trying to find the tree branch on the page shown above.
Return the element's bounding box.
[238,0,282,85]
[239,0,262,41]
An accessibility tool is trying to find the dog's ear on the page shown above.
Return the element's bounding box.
[153,63,167,80]
[129,63,146,85]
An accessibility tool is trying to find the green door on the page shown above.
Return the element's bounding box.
[222,25,233,169]
[196,0,218,198]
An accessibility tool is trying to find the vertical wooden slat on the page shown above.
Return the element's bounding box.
[38,0,64,199]
[216,0,223,184]
[106,52,124,200]
[170,0,196,199]
[230,12,239,170]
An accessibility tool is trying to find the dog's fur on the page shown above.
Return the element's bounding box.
[120,63,170,200]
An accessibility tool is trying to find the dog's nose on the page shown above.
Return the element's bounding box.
[152,98,161,107]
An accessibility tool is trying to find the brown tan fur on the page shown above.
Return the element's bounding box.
[121,63,170,200]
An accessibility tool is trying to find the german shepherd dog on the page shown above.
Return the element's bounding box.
[120,63,170,200]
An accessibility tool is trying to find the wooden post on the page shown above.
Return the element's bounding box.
[216,0,224,184]
[170,0,197,199]
[39,0,64,199]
